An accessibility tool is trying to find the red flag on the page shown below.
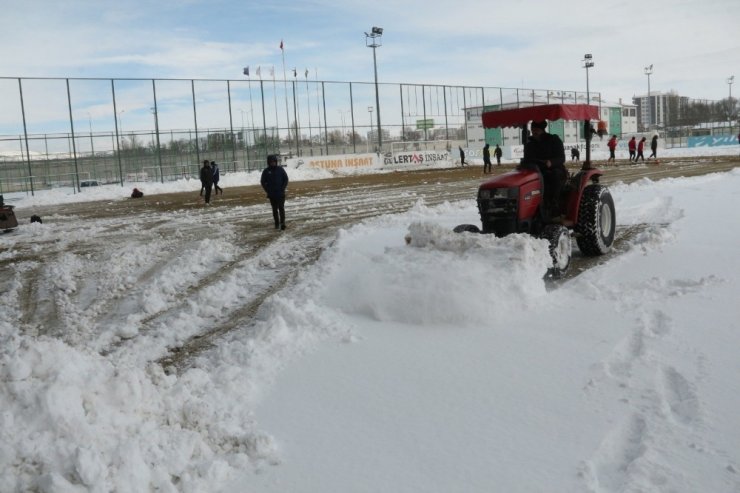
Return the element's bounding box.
[279,40,283,50]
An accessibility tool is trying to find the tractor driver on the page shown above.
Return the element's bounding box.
[522,120,567,221]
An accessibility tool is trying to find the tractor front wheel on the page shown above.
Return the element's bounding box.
[576,185,615,256]
[453,224,481,234]
[542,224,572,278]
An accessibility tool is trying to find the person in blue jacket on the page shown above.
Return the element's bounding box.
[211,161,223,195]
[260,154,289,230]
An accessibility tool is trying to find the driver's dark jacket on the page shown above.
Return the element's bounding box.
[523,133,565,169]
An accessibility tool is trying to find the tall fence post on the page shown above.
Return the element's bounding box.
[111,80,124,186]
[18,78,35,195]
[191,80,200,165]
[65,79,81,192]
[152,80,163,183]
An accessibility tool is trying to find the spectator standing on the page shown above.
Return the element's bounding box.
[200,160,213,204]
[607,135,618,164]
[635,137,646,162]
[211,161,223,195]
[260,154,289,230]
[458,146,466,167]
[482,143,492,173]
[571,146,580,162]
[628,136,637,162]
[649,134,658,159]
[199,159,208,196]
[494,144,503,165]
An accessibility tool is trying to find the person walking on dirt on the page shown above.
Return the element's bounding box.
[458,146,466,167]
[211,161,223,195]
[261,154,289,230]
[494,144,503,165]
[522,120,566,221]
[635,137,646,162]
[199,159,208,196]
[571,146,580,162]
[200,160,213,204]
[649,134,658,159]
[607,135,618,164]
[482,143,492,173]
[628,136,637,162]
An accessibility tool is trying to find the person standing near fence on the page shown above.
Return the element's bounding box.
[635,137,646,162]
[482,143,492,174]
[261,154,289,230]
[200,160,213,205]
[494,144,503,165]
[211,161,223,195]
[649,134,658,160]
[628,136,636,162]
[458,146,466,167]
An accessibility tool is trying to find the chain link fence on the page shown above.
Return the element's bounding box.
[1,77,598,195]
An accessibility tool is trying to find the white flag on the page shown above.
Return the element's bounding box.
[269,66,275,78]
[256,66,261,77]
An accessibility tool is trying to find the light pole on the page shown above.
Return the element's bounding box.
[367,106,373,152]
[728,75,735,135]
[87,112,95,162]
[582,54,594,167]
[644,64,653,131]
[365,26,383,152]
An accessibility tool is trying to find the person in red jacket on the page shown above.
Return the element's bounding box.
[628,136,637,162]
[606,135,618,164]
[635,137,646,162]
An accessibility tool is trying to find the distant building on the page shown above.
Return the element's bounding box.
[632,90,690,131]
[464,99,638,148]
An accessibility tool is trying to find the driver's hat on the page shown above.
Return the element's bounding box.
[531,120,548,130]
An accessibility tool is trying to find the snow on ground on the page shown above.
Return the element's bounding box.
[1,147,739,492]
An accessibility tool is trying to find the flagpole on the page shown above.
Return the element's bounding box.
[315,68,322,147]
[271,66,279,154]
[305,69,312,148]
[280,40,291,148]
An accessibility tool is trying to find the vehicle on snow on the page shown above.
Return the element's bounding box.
[454,104,616,277]
[0,195,19,232]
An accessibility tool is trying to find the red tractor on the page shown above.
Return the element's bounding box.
[454,104,615,277]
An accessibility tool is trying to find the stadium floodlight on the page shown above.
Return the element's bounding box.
[644,64,654,131]
[365,27,383,151]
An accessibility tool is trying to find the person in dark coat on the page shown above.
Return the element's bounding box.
[649,134,658,159]
[458,146,466,167]
[200,160,213,204]
[494,144,503,165]
[522,120,566,221]
[482,143,492,173]
[260,154,289,230]
[570,146,580,162]
[211,161,223,195]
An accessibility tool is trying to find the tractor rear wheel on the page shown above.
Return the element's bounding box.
[542,224,571,278]
[576,184,615,256]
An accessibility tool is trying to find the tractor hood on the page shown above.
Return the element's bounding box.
[479,169,539,189]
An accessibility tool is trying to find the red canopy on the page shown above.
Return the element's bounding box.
[481,104,599,128]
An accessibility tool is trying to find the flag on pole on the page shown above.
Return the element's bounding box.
[305,68,309,78]
[292,68,297,78]
[243,66,249,76]
[256,66,261,77]
[270,66,275,78]
[279,39,284,50]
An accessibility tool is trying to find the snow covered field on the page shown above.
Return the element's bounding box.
[1,147,739,492]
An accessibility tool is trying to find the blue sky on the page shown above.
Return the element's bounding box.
[2,0,739,103]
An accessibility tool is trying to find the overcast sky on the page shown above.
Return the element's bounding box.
[1,0,738,104]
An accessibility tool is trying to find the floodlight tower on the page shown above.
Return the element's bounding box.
[644,64,654,131]
[582,54,595,167]
[728,75,735,135]
[365,26,383,151]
